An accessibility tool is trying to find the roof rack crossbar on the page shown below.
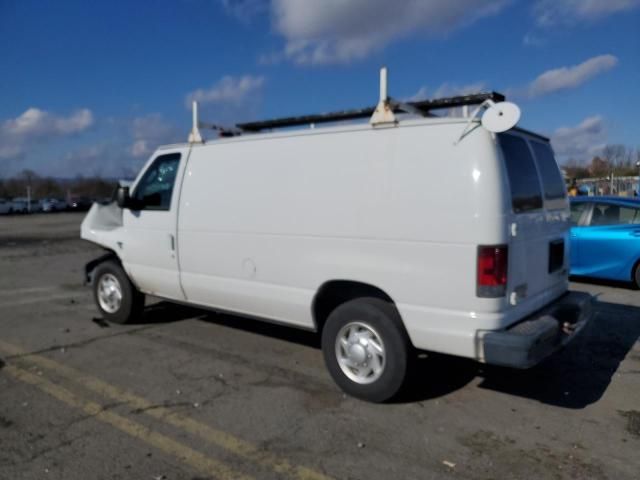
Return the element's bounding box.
[236,92,505,132]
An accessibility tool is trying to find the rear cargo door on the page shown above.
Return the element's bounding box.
[499,134,568,310]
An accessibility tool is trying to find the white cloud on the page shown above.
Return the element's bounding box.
[59,143,141,178]
[534,0,640,26]
[522,32,546,47]
[269,0,509,65]
[129,139,150,158]
[2,108,93,138]
[525,54,618,98]
[551,115,607,160]
[433,82,487,99]
[128,113,180,158]
[0,107,94,160]
[406,82,486,102]
[406,86,430,102]
[185,75,265,108]
[219,0,267,23]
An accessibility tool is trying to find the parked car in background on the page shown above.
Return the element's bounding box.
[29,200,42,213]
[40,198,68,212]
[11,198,29,213]
[0,198,11,214]
[570,196,640,288]
[69,197,93,211]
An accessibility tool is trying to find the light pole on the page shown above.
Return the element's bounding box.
[636,161,640,197]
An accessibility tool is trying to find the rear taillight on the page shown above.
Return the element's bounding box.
[477,245,508,298]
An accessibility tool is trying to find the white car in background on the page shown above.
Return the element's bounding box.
[0,198,11,214]
[11,198,29,213]
[40,198,68,212]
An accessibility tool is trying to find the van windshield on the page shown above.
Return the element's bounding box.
[498,134,543,213]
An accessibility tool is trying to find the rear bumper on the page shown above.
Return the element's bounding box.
[477,291,593,369]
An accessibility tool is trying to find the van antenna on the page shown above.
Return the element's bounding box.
[188,101,203,144]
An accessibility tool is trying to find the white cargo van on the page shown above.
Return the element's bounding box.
[81,70,592,401]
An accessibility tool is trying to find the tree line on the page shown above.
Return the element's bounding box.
[563,145,640,180]
[0,169,117,200]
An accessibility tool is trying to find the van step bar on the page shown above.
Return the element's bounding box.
[236,92,505,132]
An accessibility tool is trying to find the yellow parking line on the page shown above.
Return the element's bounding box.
[4,364,252,480]
[0,340,332,480]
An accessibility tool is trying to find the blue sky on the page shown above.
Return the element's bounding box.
[1,0,638,177]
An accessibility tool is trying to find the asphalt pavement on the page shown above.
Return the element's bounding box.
[0,213,638,479]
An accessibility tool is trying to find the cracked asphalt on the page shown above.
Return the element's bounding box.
[0,212,639,479]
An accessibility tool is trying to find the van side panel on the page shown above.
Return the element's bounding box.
[177,122,509,355]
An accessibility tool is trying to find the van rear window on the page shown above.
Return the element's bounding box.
[530,141,566,210]
[498,134,543,213]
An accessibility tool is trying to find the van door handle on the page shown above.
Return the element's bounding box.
[631,230,640,237]
[169,234,175,251]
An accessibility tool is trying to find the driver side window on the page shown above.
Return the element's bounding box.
[132,153,181,211]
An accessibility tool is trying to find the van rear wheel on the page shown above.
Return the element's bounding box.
[321,297,410,402]
[93,261,144,324]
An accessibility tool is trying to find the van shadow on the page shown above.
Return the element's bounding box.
[474,300,640,408]
[132,300,322,347]
[400,299,640,408]
[124,301,206,325]
[131,300,639,409]
[196,311,321,348]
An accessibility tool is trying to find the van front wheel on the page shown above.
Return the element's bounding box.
[93,261,144,324]
[321,298,410,402]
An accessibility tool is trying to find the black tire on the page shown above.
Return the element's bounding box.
[633,262,640,290]
[321,297,411,402]
[92,261,144,324]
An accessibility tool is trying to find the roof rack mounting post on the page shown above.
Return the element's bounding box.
[188,101,203,144]
[370,67,397,127]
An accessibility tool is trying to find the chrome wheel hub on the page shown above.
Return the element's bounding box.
[335,322,385,385]
[97,273,122,314]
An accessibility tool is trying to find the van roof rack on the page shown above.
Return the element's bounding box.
[187,68,507,142]
[236,91,505,133]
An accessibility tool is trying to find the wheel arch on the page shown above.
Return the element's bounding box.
[84,250,121,285]
[312,280,399,334]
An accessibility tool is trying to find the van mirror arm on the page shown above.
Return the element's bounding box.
[454,99,521,145]
[454,100,495,145]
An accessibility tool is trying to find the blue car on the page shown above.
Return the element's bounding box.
[570,196,640,287]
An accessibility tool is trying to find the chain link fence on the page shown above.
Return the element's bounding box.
[574,176,640,197]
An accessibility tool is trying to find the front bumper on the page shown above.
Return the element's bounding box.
[478,291,593,369]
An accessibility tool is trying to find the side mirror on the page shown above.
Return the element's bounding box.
[116,186,132,209]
